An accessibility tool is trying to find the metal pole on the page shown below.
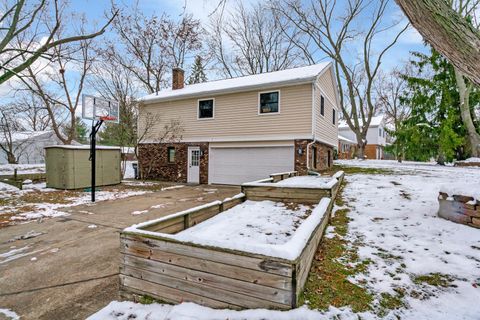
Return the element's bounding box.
[91,120,96,202]
[90,119,104,202]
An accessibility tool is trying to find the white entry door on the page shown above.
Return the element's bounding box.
[187,147,200,183]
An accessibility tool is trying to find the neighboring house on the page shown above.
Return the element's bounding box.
[338,134,357,159]
[338,115,387,160]
[138,63,340,185]
[0,131,64,164]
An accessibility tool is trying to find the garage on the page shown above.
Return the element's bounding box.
[208,145,295,185]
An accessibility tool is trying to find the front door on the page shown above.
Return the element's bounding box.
[187,147,200,183]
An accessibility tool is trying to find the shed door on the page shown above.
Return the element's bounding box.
[209,146,294,185]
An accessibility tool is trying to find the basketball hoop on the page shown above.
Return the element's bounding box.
[99,115,117,122]
[82,94,120,203]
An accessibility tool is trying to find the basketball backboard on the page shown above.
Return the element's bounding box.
[82,94,119,123]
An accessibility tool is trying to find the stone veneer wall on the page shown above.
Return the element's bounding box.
[294,139,334,175]
[438,192,480,228]
[138,142,209,184]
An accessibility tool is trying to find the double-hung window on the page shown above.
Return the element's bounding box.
[198,99,214,119]
[259,91,279,114]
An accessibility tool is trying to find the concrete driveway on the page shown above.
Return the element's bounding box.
[0,184,240,320]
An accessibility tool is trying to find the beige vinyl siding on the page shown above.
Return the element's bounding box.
[314,70,339,147]
[317,68,339,106]
[140,84,313,141]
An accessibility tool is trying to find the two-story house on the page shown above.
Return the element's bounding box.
[138,63,340,185]
[338,115,387,160]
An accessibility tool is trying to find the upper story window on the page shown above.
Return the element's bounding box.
[198,99,214,119]
[259,91,279,114]
[332,109,336,124]
[379,128,382,137]
[320,95,325,116]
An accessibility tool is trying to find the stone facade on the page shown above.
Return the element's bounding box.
[138,142,209,184]
[140,139,334,184]
[294,139,334,175]
[438,192,480,228]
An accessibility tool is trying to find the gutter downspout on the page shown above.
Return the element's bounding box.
[307,81,316,171]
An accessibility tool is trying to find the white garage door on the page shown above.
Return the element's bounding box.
[209,146,294,185]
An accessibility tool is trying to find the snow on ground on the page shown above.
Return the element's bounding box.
[91,160,480,320]
[0,182,19,192]
[88,301,365,320]
[337,159,480,318]
[0,308,20,320]
[459,157,480,163]
[0,163,45,175]
[275,175,334,188]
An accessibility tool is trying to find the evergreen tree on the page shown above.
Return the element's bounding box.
[397,50,475,163]
[63,116,89,144]
[98,99,137,148]
[188,56,207,84]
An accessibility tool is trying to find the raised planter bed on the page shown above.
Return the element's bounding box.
[454,157,480,167]
[438,184,480,228]
[241,171,344,204]
[120,171,344,310]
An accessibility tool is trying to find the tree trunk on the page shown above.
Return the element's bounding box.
[454,68,480,157]
[7,152,17,164]
[395,0,480,86]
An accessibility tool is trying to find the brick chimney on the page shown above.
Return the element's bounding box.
[172,67,184,90]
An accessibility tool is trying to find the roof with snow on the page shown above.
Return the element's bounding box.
[338,134,356,144]
[141,63,332,104]
[0,130,53,144]
[338,115,385,129]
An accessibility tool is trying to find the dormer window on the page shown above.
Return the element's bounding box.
[198,99,214,119]
[259,91,280,114]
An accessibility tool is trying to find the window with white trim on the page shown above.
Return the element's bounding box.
[259,91,279,114]
[332,109,336,124]
[198,99,214,119]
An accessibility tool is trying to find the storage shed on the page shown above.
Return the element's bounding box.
[45,145,121,189]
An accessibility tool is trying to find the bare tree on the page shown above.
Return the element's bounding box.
[16,15,98,144]
[395,0,480,86]
[108,7,202,94]
[166,14,202,69]
[13,92,51,131]
[0,104,27,163]
[275,0,408,158]
[208,2,307,77]
[446,0,480,157]
[0,0,116,86]
[375,67,412,161]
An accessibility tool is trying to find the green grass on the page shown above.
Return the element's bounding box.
[413,273,455,288]
[300,183,374,312]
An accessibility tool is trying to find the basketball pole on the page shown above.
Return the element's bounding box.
[89,119,104,202]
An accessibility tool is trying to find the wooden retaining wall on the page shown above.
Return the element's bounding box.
[242,171,344,204]
[119,171,345,309]
[120,234,295,309]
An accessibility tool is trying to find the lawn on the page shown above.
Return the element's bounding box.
[86,160,480,320]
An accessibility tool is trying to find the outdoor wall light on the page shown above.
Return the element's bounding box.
[297,147,303,155]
